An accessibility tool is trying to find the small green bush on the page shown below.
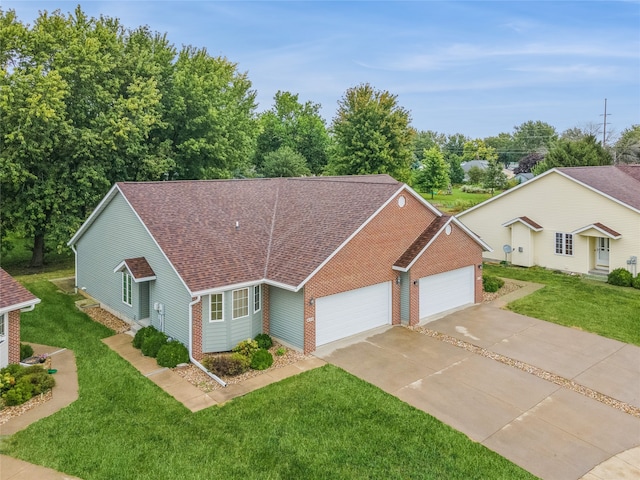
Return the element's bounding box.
[20,371,55,395]
[250,349,274,371]
[0,372,16,394]
[254,333,273,350]
[202,353,250,377]
[20,343,34,361]
[275,347,286,356]
[3,384,33,406]
[156,341,189,368]
[133,326,158,349]
[232,339,259,358]
[607,268,633,287]
[632,275,640,290]
[141,329,168,358]
[483,275,504,293]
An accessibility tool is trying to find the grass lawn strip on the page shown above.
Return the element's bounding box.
[484,264,640,346]
[0,278,535,480]
[413,327,640,419]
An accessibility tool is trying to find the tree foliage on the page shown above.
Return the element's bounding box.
[415,147,450,198]
[255,91,330,175]
[326,84,414,182]
[462,139,498,162]
[482,159,508,194]
[260,146,311,178]
[0,7,257,266]
[412,130,446,166]
[614,125,640,164]
[533,135,613,174]
[512,120,558,157]
[513,152,545,174]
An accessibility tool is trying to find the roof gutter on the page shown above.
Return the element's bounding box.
[188,296,227,387]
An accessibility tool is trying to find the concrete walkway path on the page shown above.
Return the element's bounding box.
[1,343,81,480]
[316,305,640,480]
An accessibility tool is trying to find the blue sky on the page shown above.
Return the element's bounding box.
[4,1,639,139]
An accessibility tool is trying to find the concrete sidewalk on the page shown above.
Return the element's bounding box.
[101,333,326,411]
[1,344,81,480]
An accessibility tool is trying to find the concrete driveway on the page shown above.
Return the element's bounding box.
[315,304,640,480]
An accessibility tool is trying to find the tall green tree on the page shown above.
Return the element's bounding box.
[485,132,516,167]
[415,147,450,198]
[254,91,330,175]
[261,146,311,178]
[462,139,498,162]
[412,130,446,166]
[614,125,640,164]
[326,84,414,182]
[533,135,613,174]
[483,159,508,194]
[512,120,558,158]
[0,7,165,267]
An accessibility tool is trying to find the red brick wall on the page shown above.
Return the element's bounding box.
[8,310,21,364]
[191,299,203,361]
[303,193,437,353]
[407,223,483,325]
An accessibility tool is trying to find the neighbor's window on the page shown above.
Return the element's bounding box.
[122,272,132,306]
[210,293,223,322]
[555,233,573,256]
[254,285,261,313]
[0,314,5,337]
[232,288,249,319]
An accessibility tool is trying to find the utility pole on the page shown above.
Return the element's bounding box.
[600,98,611,146]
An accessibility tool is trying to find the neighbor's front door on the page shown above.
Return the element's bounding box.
[0,313,8,367]
[596,237,610,267]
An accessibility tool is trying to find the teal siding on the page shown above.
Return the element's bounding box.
[400,272,410,324]
[269,287,304,349]
[75,192,192,345]
[202,286,264,353]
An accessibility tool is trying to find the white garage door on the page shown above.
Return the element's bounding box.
[316,282,391,346]
[419,266,474,320]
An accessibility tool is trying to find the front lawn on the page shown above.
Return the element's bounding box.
[485,264,640,346]
[420,187,497,214]
[0,278,535,480]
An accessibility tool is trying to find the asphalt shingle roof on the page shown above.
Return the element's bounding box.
[557,165,640,211]
[0,268,39,311]
[394,215,451,269]
[117,175,404,293]
[123,258,156,281]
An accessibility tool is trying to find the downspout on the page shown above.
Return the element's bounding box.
[70,244,78,293]
[188,296,227,387]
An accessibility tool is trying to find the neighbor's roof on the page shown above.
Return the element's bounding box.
[94,175,412,294]
[556,165,640,211]
[0,268,40,314]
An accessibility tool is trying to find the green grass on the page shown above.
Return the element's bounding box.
[1,234,74,279]
[420,188,496,214]
[0,278,536,480]
[485,263,640,345]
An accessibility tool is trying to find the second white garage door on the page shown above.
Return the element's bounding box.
[316,282,391,346]
[419,266,474,320]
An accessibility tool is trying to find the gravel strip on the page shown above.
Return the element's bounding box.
[482,279,523,303]
[0,391,53,426]
[173,345,311,392]
[411,326,640,419]
[83,307,130,334]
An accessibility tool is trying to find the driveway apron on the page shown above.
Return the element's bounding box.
[315,304,640,480]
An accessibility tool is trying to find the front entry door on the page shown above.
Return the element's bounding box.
[596,238,610,267]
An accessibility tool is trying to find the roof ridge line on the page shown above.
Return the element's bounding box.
[263,183,280,279]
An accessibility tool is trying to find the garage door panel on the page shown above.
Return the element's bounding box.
[316,282,391,346]
[419,266,474,320]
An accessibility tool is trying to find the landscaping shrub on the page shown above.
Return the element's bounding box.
[483,275,504,293]
[133,326,158,349]
[275,347,286,356]
[3,383,33,406]
[0,364,55,406]
[156,340,189,368]
[20,370,55,395]
[250,349,274,370]
[140,329,168,358]
[232,339,259,358]
[254,333,273,350]
[607,268,633,287]
[20,343,33,361]
[202,353,250,376]
[632,275,640,290]
[460,185,491,194]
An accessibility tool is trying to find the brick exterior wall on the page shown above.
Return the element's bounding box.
[407,223,483,326]
[8,310,21,364]
[303,193,438,353]
[191,299,203,361]
[262,285,270,334]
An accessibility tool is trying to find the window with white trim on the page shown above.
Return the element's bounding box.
[254,285,261,313]
[0,313,5,337]
[232,288,249,319]
[555,233,573,256]
[210,293,224,322]
[122,272,132,306]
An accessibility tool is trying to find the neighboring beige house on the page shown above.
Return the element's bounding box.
[457,165,640,276]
